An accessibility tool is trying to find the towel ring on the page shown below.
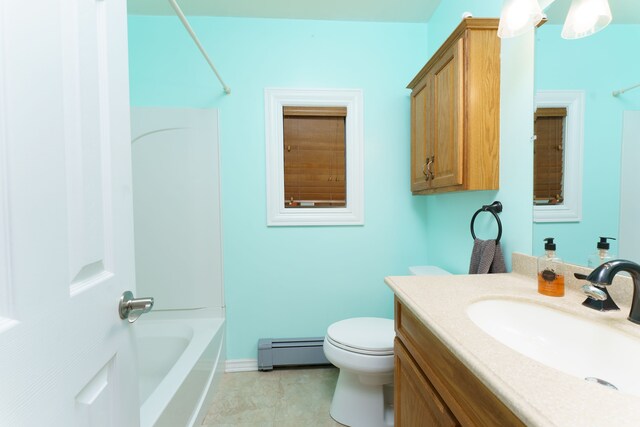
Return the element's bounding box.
[470,201,503,244]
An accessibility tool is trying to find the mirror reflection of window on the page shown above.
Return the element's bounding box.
[283,106,346,208]
[534,107,567,206]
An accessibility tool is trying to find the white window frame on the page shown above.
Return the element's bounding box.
[265,88,364,226]
[533,90,584,223]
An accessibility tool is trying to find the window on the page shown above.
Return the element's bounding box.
[283,106,346,208]
[533,91,584,223]
[265,88,364,226]
[534,107,567,205]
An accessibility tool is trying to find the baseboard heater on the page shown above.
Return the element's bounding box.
[258,337,331,371]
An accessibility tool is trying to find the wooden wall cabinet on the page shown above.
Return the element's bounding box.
[408,18,501,195]
[394,298,525,426]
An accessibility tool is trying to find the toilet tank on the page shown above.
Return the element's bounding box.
[408,266,451,276]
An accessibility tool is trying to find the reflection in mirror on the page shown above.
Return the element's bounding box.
[533,90,584,223]
[620,111,640,261]
[534,107,567,208]
[533,14,640,265]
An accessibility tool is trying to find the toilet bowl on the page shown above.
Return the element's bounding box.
[325,266,450,426]
[323,317,395,427]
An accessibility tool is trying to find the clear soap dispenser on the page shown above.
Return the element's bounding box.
[538,237,565,297]
[587,237,616,268]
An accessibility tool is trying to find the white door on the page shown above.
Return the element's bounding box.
[0,1,140,425]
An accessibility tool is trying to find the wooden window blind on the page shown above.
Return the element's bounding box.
[283,106,347,208]
[534,107,567,205]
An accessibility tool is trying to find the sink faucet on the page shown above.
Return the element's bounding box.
[585,259,640,324]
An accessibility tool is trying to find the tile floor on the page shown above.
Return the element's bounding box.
[202,367,343,426]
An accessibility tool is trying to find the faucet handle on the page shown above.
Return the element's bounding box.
[582,284,607,301]
[581,284,620,312]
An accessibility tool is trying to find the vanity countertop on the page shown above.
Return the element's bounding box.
[385,253,640,427]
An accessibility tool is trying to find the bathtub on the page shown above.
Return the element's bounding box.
[135,309,225,427]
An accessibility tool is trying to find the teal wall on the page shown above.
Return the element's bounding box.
[418,0,535,274]
[533,24,640,265]
[129,0,538,359]
[128,17,432,360]
[427,0,503,54]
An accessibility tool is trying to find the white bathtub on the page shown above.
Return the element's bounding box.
[135,310,225,427]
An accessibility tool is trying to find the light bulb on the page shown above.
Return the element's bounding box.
[498,0,544,38]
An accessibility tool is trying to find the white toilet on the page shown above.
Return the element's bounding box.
[323,317,395,427]
[324,266,450,427]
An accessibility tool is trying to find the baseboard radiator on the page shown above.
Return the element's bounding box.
[258,337,331,371]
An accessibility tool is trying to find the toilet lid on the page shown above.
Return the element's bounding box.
[326,317,395,356]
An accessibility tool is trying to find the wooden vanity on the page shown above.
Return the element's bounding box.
[394,298,524,426]
[386,254,640,427]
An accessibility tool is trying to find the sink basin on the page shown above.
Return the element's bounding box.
[467,298,640,397]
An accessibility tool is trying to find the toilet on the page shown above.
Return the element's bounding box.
[323,317,395,427]
[323,266,450,426]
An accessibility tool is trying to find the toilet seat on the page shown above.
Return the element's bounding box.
[326,317,394,356]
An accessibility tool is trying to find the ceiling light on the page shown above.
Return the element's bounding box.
[498,0,544,38]
[561,0,612,39]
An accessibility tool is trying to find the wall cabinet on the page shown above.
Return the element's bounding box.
[394,298,525,426]
[408,18,501,195]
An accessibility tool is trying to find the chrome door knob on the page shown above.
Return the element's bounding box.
[119,291,154,323]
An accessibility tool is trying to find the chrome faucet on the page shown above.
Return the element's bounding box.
[584,259,640,324]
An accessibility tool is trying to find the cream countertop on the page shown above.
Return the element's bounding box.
[385,253,640,427]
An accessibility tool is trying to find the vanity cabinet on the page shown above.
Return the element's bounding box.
[394,298,525,426]
[408,18,500,195]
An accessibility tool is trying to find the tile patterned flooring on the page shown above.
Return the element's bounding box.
[202,367,343,426]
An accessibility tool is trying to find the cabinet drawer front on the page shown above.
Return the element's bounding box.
[395,298,525,427]
[395,338,460,427]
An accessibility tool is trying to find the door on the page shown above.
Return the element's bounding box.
[0,0,139,425]
[394,339,459,427]
[410,78,432,193]
[431,38,464,190]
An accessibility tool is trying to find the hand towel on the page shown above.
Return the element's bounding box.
[468,238,507,274]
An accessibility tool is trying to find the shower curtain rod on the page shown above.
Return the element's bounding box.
[612,82,640,97]
[168,0,231,95]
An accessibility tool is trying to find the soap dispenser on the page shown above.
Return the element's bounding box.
[538,237,565,297]
[587,237,616,268]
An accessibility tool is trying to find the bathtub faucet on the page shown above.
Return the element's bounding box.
[584,259,640,325]
[119,291,154,323]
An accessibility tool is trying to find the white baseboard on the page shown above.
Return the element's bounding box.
[225,358,258,372]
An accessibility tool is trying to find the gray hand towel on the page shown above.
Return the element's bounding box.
[468,238,507,274]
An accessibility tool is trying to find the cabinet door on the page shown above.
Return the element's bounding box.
[410,78,432,193]
[430,38,464,189]
[395,339,459,427]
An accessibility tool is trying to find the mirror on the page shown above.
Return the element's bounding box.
[533,0,640,265]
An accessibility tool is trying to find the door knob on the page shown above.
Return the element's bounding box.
[119,291,154,323]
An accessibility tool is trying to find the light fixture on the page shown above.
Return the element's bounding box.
[561,0,612,39]
[497,0,544,38]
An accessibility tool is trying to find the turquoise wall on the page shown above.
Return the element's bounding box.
[128,17,432,360]
[129,0,538,359]
[533,24,640,265]
[419,0,535,274]
[427,0,503,54]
